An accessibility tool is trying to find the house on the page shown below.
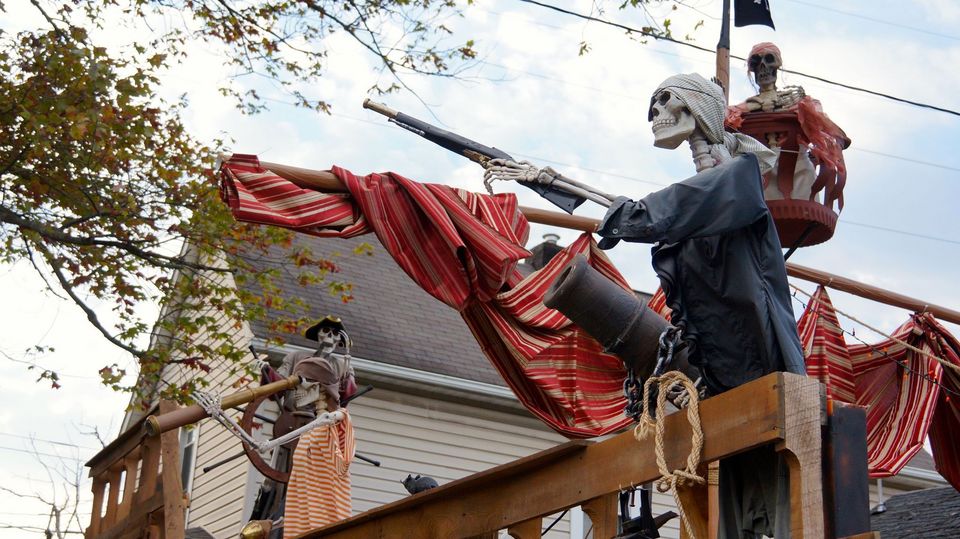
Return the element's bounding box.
[116,232,949,538]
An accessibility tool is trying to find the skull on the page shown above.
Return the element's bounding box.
[649,89,696,149]
[749,52,780,89]
[315,327,339,358]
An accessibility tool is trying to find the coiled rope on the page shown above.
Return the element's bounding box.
[634,370,706,539]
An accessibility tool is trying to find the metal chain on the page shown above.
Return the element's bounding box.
[623,326,684,421]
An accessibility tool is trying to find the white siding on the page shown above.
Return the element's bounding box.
[347,389,570,536]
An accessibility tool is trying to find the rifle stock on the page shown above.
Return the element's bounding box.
[362,99,585,214]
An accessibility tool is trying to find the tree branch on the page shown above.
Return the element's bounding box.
[0,204,233,274]
[32,240,147,360]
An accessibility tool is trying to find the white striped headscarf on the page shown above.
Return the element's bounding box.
[650,73,776,173]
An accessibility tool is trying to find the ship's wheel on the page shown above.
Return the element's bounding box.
[239,394,301,484]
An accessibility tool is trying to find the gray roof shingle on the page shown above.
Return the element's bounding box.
[245,234,505,386]
[871,486,960,538]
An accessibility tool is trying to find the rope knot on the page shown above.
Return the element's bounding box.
[632,370,706,539]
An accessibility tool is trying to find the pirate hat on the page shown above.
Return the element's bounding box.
[304,315,345,341]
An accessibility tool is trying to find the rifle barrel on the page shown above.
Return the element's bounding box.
[363,99,398,119]
[144,375,301,436]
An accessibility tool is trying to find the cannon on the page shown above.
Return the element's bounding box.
[544,255,696,382]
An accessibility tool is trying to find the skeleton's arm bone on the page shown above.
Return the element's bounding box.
[196,389,346,453]
[256,410,346,452]
[548,172,616,208]
[484,159,615,208]
[549,178,614,208]
[194,391,267,450]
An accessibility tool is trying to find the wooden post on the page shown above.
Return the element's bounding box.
[775,374,825,538]
[158,400,186,538]
[138,434,161,503]
[116,450,140,521]
[822,403,870,538]
[716,0,731,104]
[86,477,106,537]
[102,466,122,528]
[583,493,618,539]
[507,517,542,539]
[707,461,719,539]
[676,470,710,539]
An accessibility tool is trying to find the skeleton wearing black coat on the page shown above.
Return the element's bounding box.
[597,152,805,394]
[597,152,805,538]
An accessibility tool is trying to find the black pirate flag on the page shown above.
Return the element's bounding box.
[734,0,775,29]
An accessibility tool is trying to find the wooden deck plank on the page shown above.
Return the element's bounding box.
[298,373,801,539]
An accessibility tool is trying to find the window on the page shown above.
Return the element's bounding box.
[179,426,198,494]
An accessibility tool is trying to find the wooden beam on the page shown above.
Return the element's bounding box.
[676,476,709,539]
[302,373,817,539]
[506,517,542,539]
[582,494,618,539]
[248,159,960,325]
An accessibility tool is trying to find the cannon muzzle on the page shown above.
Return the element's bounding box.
[544,255,690,379]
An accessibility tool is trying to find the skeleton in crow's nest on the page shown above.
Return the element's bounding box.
[727,42,851,203]
[484,73,804,539]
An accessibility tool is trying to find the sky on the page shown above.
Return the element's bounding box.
[2,0,959,535]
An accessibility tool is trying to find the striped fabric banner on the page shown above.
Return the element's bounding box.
[798,286,960,488]
[220,155,631,437]
[220,156,960,477]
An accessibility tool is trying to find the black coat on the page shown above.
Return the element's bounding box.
[596,153,805,395]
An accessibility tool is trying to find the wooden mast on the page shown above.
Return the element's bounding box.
[716,0,732,104]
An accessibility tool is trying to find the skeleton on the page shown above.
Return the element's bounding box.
[734,42,819,202]
[742,44,805,114]
[485,73,775,202]
[483,74,777,409]
[196,323,353,453]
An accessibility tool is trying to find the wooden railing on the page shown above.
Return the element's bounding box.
[301,372,826,539]
[85,401,186,539]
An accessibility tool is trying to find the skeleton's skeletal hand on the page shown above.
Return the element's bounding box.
[483,159,557,194]
[194,391,223,419]
[665,377,705,410]
[776,85,806,109]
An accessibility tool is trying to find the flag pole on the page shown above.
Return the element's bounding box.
[716,0,731,105]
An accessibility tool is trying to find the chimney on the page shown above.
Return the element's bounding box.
[527,233,563,270]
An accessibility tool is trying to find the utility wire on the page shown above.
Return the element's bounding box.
[514,0,960,117]
[0,432,97,451]
[781,0,960,42]
[0,445,84,461]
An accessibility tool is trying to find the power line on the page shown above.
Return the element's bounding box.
[514,0,960,117]
[471,61,960,175]
[0,445,84,461]
[851,148,960,173]
[782,0,960,42]
[0,432,98,451]
[841,220,960,246]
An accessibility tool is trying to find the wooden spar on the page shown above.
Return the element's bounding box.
[143,374,300,436]
[251,160,960,325]
[716,0,732,104]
